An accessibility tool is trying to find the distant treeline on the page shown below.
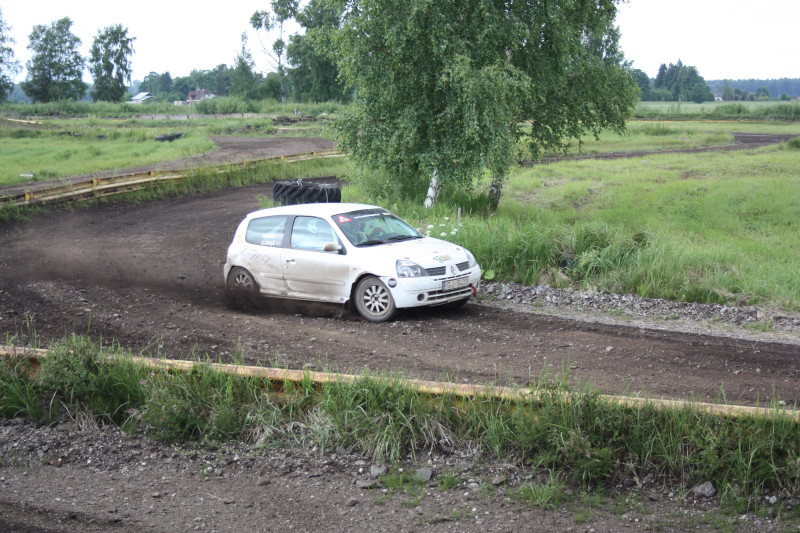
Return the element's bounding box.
[631,61,799,103]
[706,79,800,100]
[6,60,349,105]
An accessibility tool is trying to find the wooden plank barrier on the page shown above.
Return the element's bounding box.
[1,345,797,421]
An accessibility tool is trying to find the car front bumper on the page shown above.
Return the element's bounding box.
[383,267,482,309]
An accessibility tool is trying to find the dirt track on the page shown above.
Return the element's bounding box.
[2,134,800,533]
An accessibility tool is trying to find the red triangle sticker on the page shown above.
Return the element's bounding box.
[337,215,352,223]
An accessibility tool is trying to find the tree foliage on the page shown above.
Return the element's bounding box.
[317,0,639,207]
[251,0,300,102]
[140,71,173,99]
[89,24,135,102]
[652,60,714,103]
[181,66,231,99]
[722,80,734,101]
[230,34,260,100]
[138,66,235,102]
[21,18,87,102]
[286,0,347,102]
[0,8,20,101]
[754,85,770,99]
[630,68,652,101]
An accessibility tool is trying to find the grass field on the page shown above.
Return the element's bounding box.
[0,114,334,187]
[503,145,800,308]
[539,119,800,156]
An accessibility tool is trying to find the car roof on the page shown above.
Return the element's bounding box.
[244,203,383,220]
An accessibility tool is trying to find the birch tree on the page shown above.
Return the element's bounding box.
[317,0,639,209]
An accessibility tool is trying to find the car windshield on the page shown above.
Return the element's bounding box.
[332,208,422,247]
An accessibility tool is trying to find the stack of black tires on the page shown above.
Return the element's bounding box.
[273,180,342,205]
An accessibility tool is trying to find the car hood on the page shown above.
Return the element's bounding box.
[373,237,471,268]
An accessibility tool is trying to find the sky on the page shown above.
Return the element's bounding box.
[1,0,284,83]
[615,0,799,80]
[2,0,798,85]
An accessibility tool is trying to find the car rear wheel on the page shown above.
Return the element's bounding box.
[225,267,259,308]
[354,276,396,322]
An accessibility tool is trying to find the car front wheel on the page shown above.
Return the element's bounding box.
[354,276,396,322]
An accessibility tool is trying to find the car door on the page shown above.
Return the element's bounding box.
[282,216,351,302]
[239,215,290,295]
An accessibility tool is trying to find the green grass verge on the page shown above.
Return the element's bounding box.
[2,336,798,514]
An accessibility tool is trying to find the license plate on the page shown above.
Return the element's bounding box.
[442,277,469,292]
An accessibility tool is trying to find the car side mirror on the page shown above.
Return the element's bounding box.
[323,242,342,253]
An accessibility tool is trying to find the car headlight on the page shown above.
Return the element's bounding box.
[465,249,478,269]
[396,259,426,277]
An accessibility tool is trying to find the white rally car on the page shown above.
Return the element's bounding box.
[224,203,481,322]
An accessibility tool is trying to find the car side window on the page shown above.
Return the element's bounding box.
[290,216,338,251]
[245,215,289,247]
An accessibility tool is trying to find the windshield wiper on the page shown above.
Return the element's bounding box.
[358,239,386,247]
[386,235,421,242]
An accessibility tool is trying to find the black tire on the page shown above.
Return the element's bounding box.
[285,185,307,205]
[273,181,341,205]
[307,187,325,203]
[353,276,396,322]
[309,185,341,203]
[224,267,260,309]
[272,182,288,204]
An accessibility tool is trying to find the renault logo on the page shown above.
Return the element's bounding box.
[450,266,457,275]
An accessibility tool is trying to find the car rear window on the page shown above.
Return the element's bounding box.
[245,215,289,247]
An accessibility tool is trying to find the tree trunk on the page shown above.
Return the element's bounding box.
[424,169,440,208]
[488,174,504,211]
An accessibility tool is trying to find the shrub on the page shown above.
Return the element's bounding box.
[38,336,147,424]
[0,355,46,421]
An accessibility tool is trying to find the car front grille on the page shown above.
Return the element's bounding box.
[427,286,473,302]
[426,262,471,277]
